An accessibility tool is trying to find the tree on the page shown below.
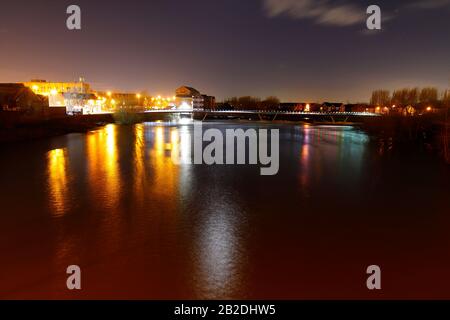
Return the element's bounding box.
[419,87,438,105]
[224,97,239,109]
[260,96,280,110]
[391,88,416,107]
[443,90,450,108]
[238,96,260,110]
[392,89,406,106]
[225,96,269,110]
[370,90,391,106]
[406,88,419,106]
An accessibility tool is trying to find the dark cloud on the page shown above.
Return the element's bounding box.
[409,0,450,9]
[263,0,367,26]
[263,0,450,27]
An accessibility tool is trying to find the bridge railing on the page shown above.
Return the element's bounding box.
[142,109,381,117]
[195,109,381,116]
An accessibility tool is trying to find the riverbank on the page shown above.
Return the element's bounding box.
[1,112,449,164]
[0,114,114,143]
[0,112,172,143]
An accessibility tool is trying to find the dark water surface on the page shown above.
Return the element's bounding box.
[1,121,450,299]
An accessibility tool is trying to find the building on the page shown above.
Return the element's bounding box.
[147,95,176,109]
[0,83,68,123]
[63,92,102,115]
[344,104,371,113]
[97,92,140,107]
[175,86,205,110]
[322,102,345,112]
[0,83,49,112]
[202,95,216,109]
[278,103,321,112]
[22,78,90,97]
[21,78,98,114]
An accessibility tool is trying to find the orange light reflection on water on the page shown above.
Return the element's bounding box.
[47,148,69,217]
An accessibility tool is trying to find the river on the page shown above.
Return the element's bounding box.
[1,120,449,299]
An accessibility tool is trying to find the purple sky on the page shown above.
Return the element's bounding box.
[0,0,449,102]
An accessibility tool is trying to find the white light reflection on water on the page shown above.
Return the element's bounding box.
[193,192,248,299]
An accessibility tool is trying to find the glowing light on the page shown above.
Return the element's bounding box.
[179,101,193,111]
[32,85,39,92]
[47,148,68,217]
[50,89,58,95]
[136,93,141,99]
[107,91,112,97]
[305,103,310,112]
[427,106,432,111]
[111,99,116,105]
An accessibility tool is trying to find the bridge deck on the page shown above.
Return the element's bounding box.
[142,109,380,117]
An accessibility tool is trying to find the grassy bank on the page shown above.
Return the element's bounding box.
[362,114,450,163]
[0,114,115,143]
[0,111,176,143]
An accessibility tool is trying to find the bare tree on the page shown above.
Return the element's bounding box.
[260,96,280,110]
[406,88,419,106]
[419,87,438,105]
[443,90,450,107]
[225,96,263,110]
[370,90,391,106]
[391,89,409,106]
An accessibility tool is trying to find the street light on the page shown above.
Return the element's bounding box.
[136,93,142,106]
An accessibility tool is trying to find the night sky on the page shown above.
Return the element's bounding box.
[0,0,449,102]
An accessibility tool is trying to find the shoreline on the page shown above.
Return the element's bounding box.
[0,113,448,164]
[0,114,115,144]
[0,112,361,144]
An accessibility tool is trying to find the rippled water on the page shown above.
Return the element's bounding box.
[1,121,450,299]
